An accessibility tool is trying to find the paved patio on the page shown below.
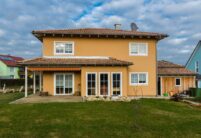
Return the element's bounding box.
[10,94,83,104]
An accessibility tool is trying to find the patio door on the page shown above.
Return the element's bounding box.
[99,73,110,96]
[55,73,74,95]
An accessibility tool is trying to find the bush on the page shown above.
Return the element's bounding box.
[0,79,33,88]
[163,92,169,97]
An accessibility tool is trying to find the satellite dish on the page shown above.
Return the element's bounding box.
[130,22,138,31]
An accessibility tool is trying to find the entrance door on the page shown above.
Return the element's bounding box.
[157,77,161,96]
[55,73,74,95]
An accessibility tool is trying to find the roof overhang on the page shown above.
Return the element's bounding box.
[28,67,81,71]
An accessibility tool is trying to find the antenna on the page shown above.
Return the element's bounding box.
[130,22,138,31]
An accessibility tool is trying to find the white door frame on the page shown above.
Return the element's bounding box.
[99,72,110,96]
[86,72,97,96]
[111,72,122,96]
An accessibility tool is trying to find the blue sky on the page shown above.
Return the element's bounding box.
[0,0,201,65]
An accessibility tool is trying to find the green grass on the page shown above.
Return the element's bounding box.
[0,94,201,138]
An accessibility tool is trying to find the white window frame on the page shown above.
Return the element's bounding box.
[129,42,148,56]
[111,72,122,96]
[86,72,97,96]
[54,41,74,55]
[130,72,148,86]
[9,67,15,73]
[175,78,181,86]
[99,72,110,96]
[195,61,199,73]
[54,73,74,95]
[10,75,15,79]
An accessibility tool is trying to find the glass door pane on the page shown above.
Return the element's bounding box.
[56,74,64,94]
[112,73,121,96]
[100,73,109,95]
[65,74,73,94]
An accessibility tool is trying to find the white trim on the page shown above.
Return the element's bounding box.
[129,72,148,86]
[111,72,122,96]
[25,67,28,97]
[33,72,36,94]
[129,42,148,56]
[86,72,97,96]
[99,72,110,96]
[54,73,74,95]
[160,77,163,96]
[43,56,109,59]
[175,77,181,87]
[54,41,74,56]
[195,60,199,73]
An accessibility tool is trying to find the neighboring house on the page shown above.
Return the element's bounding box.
[0,55,24,79]
[158,60,196,96]
[186,40,201,88]
[20,25,168,97]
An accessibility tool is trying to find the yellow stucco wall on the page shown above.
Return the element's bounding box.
[41,37,157,96]
[161,76,195,95]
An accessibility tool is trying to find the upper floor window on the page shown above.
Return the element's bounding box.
[130,72,148,85]
[129,43,148,56]
[9,67,15,73]
[195,61,199,73]
[54,41,74,55]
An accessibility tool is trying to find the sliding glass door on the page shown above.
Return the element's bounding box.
[55,73,73,95]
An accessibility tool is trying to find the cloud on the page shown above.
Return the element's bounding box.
[0,0,200,64]
[0,29,6,37]
[167,38,188,45]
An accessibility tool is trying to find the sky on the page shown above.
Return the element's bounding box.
[0,0,201,65]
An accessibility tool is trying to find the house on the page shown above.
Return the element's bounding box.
[158,60,196,96]
[20,24,168,97]
[186,40,201,88]
[0,55,24,79]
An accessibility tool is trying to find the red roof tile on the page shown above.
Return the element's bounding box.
[158,60,196,76]
[0,55,24,67]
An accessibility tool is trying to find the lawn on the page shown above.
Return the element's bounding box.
[0,93,201,138]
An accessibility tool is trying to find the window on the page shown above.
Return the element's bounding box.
[55,73,74,95]
[99,73,109,96]
[195,61,199,73]
[130,72,148,85]
[129,43,148,56]
[112,73,122,96]
[54,42,74,55]
[87,73,97,96]
[9,67,15,73]
[175,78,181,86]
[10,75,14,79]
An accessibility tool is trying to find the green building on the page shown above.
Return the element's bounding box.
[0,55,24,79]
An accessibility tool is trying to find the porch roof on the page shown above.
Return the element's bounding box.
[158,60,196,76]
[19,57,133,67]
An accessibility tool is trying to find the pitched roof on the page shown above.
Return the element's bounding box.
[158,60,196,76]
[19,57,133,67]
[0,55,24,67]
[186,40,201,67]
[32,28,168,41]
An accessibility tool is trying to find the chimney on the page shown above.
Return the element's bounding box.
[114,24,121,30]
